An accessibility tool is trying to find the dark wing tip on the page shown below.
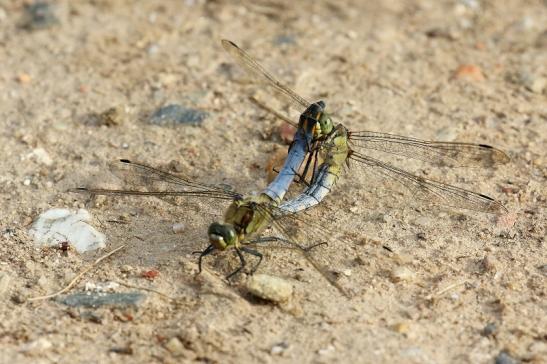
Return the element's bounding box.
[482,145,511,165]
[477,193,509,214]
[221,39,237,49]
[119,158,131,163]
[488,200,509,214]
[68,187,88,193]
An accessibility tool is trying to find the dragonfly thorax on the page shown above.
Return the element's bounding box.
[222,194,273,246]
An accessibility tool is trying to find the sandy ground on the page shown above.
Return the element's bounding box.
[1,0,546,363]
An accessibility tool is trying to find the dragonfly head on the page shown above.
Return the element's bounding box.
[208,222,237,250]
[302,100,333,137]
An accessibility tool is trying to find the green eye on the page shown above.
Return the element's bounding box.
[319,114,333,135]
[208,222,237,250]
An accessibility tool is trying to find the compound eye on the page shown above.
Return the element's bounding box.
[208,222,237,250]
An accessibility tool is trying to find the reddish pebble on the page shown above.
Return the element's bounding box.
[141,270,159,279]
[17,73,32,84]
[278,123,296,144]
[452,64,485,81]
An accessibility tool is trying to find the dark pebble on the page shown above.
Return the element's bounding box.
[148,104,207,126]
[59,292,145,308]
[495,351,517,364]
[22,2,59,30]
[481,322,497,337]
[274,34,296,45]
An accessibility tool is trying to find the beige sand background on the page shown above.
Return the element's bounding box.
[0,1,545,363]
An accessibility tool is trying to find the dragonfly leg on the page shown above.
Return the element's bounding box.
[289,166,311,187]
[240,247,263,274]
[269,165,310,187]
[194,244,215,273]
[299,144,318,185]
[226,248,246,280]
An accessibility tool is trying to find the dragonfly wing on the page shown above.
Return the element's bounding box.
[349,131,509,167]
[222,39,311,112]
[350,152,507,214]
[71,159,238,201]
[256,204,351,296]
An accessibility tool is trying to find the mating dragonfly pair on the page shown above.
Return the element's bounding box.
[73,40,509,283]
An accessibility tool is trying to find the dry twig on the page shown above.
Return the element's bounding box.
[28,245,126,302]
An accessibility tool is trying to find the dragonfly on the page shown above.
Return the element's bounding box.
[222,39,510,215]
[70,159,333,281]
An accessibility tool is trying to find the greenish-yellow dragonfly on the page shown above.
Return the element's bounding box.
[71,159,331,281]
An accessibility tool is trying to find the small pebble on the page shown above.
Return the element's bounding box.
[120,265,133,273]
[273,34,296,45]
[247,274,293,303]
[22,2,59,30]
[17,73,32,84]
[452,64,485,82]
[36,275,49,290]
[481,322,497,337]
[29,208,106,253]
[342,269,352,277]
[156,73,178,87]
[278,123,296,144]
[524,76,546,94]
[270,342,289,355]
[28,148,53,166]
[390,266,416,283]
[495,351,517,364]
[11,293,27,304]
[19,338,52,353]
[481,255,497,272]
[392,322,410,334]
[148,104,207,126]
[101,106,127,126]
[511,71,546,94]
[141,270,159,280]
[317,344,335,356]
[172,222,186,234]
[164,337,185,355]
[164,337,194,358]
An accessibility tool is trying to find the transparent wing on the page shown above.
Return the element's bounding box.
[253,204,353,296]
[350,152,507,214]
[70,159,239,201]
[349,131,510,167]
[222,39,311,112]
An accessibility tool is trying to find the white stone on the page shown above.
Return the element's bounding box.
[29,209,106,253]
